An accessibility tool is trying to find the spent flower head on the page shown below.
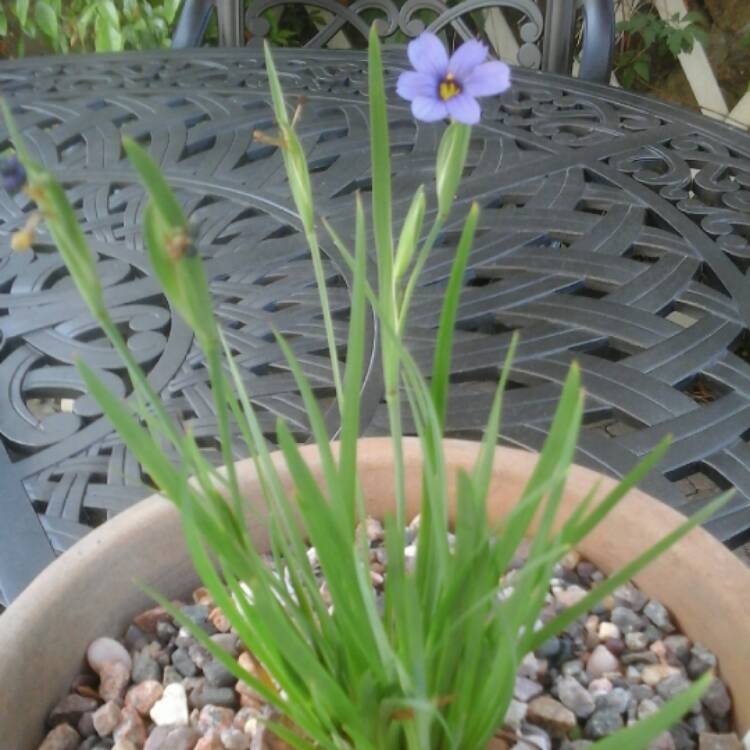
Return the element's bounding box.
[397,32,511,124]
[1,154,26,194]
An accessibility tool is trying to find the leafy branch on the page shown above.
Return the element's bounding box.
[615,10,708,89]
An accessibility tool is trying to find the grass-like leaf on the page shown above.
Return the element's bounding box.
[5,39,732,750]
[394,186,426,283]
[338,194,368,523]
[591,673,713,750]
[263,41,343,408]
[122,136,184,225]
[527,488,733,652]
[368,23,394,294]
[430,201,478,429]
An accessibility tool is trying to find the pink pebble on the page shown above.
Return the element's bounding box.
[87,637,132,674]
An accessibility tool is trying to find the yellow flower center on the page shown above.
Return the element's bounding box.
[438,73,461,101]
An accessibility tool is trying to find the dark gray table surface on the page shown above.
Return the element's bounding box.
[1,47,750,606]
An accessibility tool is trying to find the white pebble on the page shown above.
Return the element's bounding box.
[149,683,189,727]
[589,677,613,695]
[554,585,588,609]
[518,653,542,679]
[598,622,621,642]
[587,645,619,678]
[505,699,527,731]
[87,637,132,675]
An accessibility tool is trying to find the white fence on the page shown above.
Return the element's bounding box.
[482,0,750,130]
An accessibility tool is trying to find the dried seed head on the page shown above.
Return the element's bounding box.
[10,211,42,252]
[11,228,34,252]
[253,129,285,148]
[291,96,307,128]
[0,155,27,194]
[164,227,195,261]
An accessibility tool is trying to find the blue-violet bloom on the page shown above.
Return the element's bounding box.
[1,155,27,194]
[397,32,511,125]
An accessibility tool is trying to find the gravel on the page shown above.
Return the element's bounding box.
[37,519,742,750]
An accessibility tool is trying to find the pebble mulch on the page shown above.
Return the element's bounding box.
[37,518,744,750]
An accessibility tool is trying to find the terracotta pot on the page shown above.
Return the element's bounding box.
[2,438,749,748]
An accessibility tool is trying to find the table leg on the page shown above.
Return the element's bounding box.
[217,0,245,46]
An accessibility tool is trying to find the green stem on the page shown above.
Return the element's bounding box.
[385,386,407,533]
[303,227,345,414]
[97,314,182,447]
[204,343,248,545]
[398,217,445,335]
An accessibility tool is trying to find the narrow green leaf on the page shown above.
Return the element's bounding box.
[471,331,519,501]
[527,489,734,651]
[368,24,394,299]
[122,137,184,225]
[222,339,340,652]
[76,359,182,499]
[0,7,8,36]
[591,673,712,750]
[338,193,368,516]
[394,187,426,282]
[398,218,443,333]
[564,436,671,544]
[263,40,290,126]
[124,139,217,347]
[0,110,103,313]
[430,202,478,428]
[274,420,389,689]
[489,365,583,577]
[262,42,343,408]
[1,100,30,167]
[273,332,339,504]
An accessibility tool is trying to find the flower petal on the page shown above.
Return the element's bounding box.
[412,96,449,123]
[447,39,488,81]
[463,61,511,97]
[397,71,437,102]
[446,93,481,125]
[407,32,449,77]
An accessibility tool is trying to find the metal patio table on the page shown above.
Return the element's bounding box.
[2,48,750,606]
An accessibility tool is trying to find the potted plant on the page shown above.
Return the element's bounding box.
[0,29,748,750]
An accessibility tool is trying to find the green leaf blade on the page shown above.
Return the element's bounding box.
[591,673,712,750]
[430,202,478,428]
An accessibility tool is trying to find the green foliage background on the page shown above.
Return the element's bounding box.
[0,0,183,55]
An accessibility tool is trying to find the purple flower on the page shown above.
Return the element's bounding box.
[0,156,26,194]
[396,33,511,125]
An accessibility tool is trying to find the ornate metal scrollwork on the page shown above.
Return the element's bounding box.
[1,48,750,607]
[245,0,545,69]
